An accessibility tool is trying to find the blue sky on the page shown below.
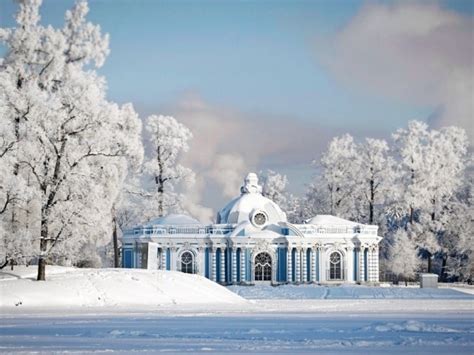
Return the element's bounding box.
[0,0,435,127]
[1,0,472,215]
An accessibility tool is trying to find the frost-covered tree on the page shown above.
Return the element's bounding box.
[109,189,144,268]
[260,170,288,207]
[312,134,358,218]
[126,114,194,221]
[438,167,474,281]
[0,108,24,268]
[386,229,420,284]
[355,138,396,224]
[392,121,432,225]
[303,120,470,280]
[259,169,302,223]
[441,198,473,281]
[0,107,19,222]
[307,136,395,226]
[392,121,469,272]
[0,0,143,280]
[425,127,468,221]
[392,121,438,272]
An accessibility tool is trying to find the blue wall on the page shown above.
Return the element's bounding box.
[364,249,368,281]
[353,249,358,281]
[245,249,251,281]
[216,249,221,282]
[306,249,311,282]
[291,248,296,282]
[236,248,241,282]
[277,247,287,282]
[225,248,229,283]
[316,249,319,282]
[166,248,171,270]
[205,247,210,279]
[123,249,133,268]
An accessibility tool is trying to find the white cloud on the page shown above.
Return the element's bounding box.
[157,94,341,211]
[208,153,247,198]
[180,174,214,223]
[317,2,473,139]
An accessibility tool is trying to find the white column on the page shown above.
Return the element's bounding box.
[287,247,292,283]
[295,249,301,282]
[232,248,237,284]
[161,248,166,270]
[146,243,157,270]
[240,248,246,283]
[346,247,354,282]
[320,248,326,282]
[220,247,226,283]
[374,248,380,282]
[368,247,378,282]
[359,247,366,283]
[310,248,316,282]
[367,248,372,282]
[302,248,307,282]
[198,247,205,276]
[170,247,176,271]
[211,248,217,282]
[370,249,375,282]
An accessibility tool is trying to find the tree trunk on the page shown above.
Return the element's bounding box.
[157,194,163,217]
[37,257,46,281]
[11,115,21,235]
[156,146,165,217]
[37,214,49,281]
[427,252,432,273]
[441,254,448,281]
[0,258,9,270]
[112,216,120,268]
[369,179,374,224]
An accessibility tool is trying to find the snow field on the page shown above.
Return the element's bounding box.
[1,314,472,354]
[228,283,474,300]
[0,267,473,353]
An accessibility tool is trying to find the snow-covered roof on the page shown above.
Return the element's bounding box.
[145,214,202,226]
[307,215,362,227]
[217,173,287,225]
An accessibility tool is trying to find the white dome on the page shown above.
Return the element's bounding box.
[217,173,287,225]
[146,214,201,226]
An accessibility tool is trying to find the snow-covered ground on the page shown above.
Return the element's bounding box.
[227,283,474,299]
[0,266,245,310]
[1,313,472,354]
[1,267,473,354]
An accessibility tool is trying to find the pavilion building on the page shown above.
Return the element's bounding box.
[122,173,382,284]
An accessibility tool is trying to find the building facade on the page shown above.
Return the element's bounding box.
[122,173,382,284]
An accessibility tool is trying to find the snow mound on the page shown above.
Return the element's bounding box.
[0,267,245,309]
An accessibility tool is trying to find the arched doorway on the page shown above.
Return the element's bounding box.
[180,251,194,274]
[329,252,342,280]
[254,252,272,281]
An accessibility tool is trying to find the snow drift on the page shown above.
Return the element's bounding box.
[0,267,245,309]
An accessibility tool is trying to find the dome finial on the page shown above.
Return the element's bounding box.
[240,172,262,194]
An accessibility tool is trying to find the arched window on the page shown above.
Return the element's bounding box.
[180,251,194,274]
[329,252,342,280]
[255,252,272,281]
